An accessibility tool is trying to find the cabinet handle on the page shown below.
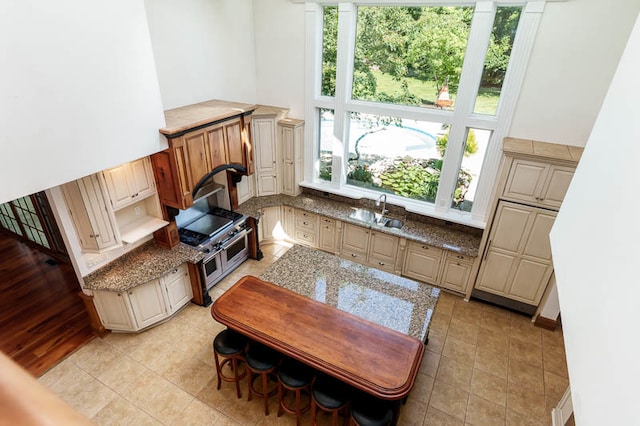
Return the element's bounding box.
[378,262,385,266]
[117,293,121,297]
[456,255,464,259]
[421,245,429,250]
[128,291,132,295]
[483,240,492,262]
[171,268,178,274]
[351,253,357,257]
[89,234,100,239]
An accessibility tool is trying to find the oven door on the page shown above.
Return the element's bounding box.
[201,250,223,290]
[220,229,250,272]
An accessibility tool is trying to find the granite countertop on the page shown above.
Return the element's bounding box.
[236,194,482,257]
[260,244,439,341]
[161,99,258,136]
[83,241,202,292]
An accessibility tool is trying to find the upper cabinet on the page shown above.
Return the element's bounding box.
[103,157,156,210]
[151,100,257,210]
[503,160,575,209]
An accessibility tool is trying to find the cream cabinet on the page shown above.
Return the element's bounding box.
[102,157,156,210]
[318,216,340,255]
[402,240,444,285]
[294,210,318,247]
[259,206,283,243]
[472,138,582,313]
[279,119,304,196]
[475,201,556,305]
[503,160,575,209]
[91,290,136,331]
[253,116,279,196]
[92,264,192,332]
[440,252,474,294]
[341,223,369,263]
[61,175,120,252]
[161,264,192,315]
[367,230,399,273]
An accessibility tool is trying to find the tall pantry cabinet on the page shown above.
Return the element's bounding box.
[471,138,583,315]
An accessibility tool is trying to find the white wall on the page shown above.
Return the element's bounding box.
[550,10,640,425]
[252,0,306,117]
[510,0,640,146]
[0,0,166,204]
[144,0,257,110]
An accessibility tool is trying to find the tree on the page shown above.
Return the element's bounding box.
[436,129,478,158]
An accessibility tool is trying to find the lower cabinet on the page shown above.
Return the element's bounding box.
[92,263,192,332]
[440,252,474,294]
[258,206,283,243]
[294,210,318,247]
[341,223,400,274]
[318,217,340,255]
[402,241,444,285]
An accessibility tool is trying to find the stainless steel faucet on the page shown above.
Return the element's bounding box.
[376,194,388,217]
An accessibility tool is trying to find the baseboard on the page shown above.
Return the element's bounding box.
[534,315,558,330]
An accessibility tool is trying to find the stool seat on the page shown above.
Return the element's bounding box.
[213,329,247,356]
[278,361,313,388]
[350,394,393,426]
[246,343,279,370]
[311,375,350,426]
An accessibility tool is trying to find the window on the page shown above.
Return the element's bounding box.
[306,2,541,225]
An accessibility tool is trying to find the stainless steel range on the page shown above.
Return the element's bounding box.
[176,191,250,292]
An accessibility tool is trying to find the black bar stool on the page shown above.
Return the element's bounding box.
[277,358,314,425]
[246,341,280,415]
[311,374,350,426]
[212,329,248,399]
[349,392,393,426]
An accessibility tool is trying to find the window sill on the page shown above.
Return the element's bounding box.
[299,180,486,229]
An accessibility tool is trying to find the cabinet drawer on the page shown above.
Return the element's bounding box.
[319,216,335,226]
[367,257,396,274]
[295,229,317,247]
[402,241,443,284]
[341,249,367,264]
[295,216,317,233]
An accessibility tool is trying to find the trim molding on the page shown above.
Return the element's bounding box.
[534,315,559,330]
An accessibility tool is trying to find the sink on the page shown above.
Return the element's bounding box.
[349,208,377,223]
[384,218,404,229]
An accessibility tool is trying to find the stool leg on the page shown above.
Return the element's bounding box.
[295,388,302,426]
[214,352,222,391]
[247,370,254,402]
[262,372,270,415]
[232,357,242,399]
[311,398,317,426]
[277,382,284,417]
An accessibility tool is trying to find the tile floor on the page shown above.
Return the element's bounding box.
[39,242,569,425]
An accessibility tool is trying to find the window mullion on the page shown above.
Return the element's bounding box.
[435,2,496,212]
[304,2,323,183]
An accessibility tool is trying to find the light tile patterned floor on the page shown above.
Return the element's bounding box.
[40,242,569,425]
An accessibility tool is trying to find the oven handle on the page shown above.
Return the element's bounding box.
[220,228,252,251]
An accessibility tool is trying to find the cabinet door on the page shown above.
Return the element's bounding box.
[341,223,369,261]
[163,265,192,315]
[104,158,156,210]
[151,149,191,210]
[441,253,474,294]
[539,165,574,208]
[475,201,556,305]
[503,160,548,204]
[127,279,168,329]
[402,241,443,284]
[184,130,211,189]
[368,231,399,272]
[92,291,136,331]
[282,206,296,239]
[280,122,304,196]
[259,206,282,242]
[102,164,132,210]
[129,158,155,200]
[236,175,255,205]
[318,217,338,254]
[225,118,245,166]
[207,125,228,169]
[243,116,255,175]
[253,118,278,196]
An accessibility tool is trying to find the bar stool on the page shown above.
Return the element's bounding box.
[277,358,314,425]
[246,341,280,415]
[349,393,393,426]
[212,329,248,399]
[311,374,350,426]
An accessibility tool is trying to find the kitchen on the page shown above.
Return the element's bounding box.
[1,1,639,425]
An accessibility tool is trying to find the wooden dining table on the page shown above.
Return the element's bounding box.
[211,275,425,402]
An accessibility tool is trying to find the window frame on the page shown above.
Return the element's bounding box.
[303,1,548,227]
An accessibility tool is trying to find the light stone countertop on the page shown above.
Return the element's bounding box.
[260,244,439,341]
[236,194,482,257]
[83,241,202,292]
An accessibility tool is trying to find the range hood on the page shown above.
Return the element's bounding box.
[192,163,247,202]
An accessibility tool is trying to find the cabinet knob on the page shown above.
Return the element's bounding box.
[351,253,357,257]
[117,293,121,297]
[378,262,385,266]
[421,245,429,250]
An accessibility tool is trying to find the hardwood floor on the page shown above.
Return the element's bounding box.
[0,231,95,377]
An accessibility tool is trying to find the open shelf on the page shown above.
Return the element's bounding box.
[119,216,168,244]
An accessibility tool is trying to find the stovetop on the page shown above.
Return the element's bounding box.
[178,207,247,250]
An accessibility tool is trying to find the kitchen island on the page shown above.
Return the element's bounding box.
[259,244,439,342]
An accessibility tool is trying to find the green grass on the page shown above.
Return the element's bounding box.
[368,69,500,115]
